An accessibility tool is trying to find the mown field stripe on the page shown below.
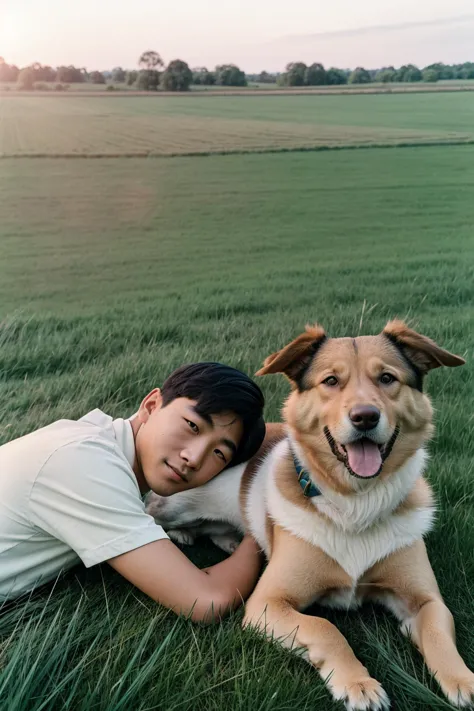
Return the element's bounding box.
[2,137,474,159]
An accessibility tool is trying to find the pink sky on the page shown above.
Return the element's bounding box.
[1,1,473,72]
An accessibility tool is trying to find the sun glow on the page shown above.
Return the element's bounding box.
[0,12,24,60]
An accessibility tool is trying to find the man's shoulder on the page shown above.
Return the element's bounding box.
[0,410,120,479]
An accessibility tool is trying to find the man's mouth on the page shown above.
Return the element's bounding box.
[323,426,400,479]
[166,462,187,483]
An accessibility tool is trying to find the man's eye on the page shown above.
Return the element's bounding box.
[380,373,397,385]
[215,449,227,463]
[186,419,199,433]
[322,376,338,387]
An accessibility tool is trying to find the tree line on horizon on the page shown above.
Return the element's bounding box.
[273,61,474,86]
[1,52,473,92]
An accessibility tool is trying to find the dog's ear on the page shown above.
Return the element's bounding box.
[383,320,465,373]
[256,325,326,383]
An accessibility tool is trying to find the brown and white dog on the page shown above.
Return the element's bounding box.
[146,321,472,710]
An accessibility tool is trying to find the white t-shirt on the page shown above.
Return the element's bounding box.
[0,409,168,600]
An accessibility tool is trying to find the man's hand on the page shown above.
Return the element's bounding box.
[108,534,262,622]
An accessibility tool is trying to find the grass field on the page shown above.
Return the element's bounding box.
[1,92,474,156]
[0,92,473,711]
[2,78,474,95]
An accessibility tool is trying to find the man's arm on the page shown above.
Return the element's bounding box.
[107,535,262,623]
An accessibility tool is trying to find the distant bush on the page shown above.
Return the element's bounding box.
[54,83,68,91]
[17,67,35,91]
[106,85,117,91]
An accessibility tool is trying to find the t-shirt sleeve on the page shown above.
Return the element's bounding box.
[28,438,168,567]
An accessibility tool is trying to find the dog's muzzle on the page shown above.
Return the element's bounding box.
[324,425,400,479]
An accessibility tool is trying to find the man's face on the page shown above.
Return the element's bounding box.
[133,390,243,496]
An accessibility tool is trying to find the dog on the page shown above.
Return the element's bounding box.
[146,320,472,710]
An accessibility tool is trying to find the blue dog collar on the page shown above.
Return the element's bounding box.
[290,445,321,498]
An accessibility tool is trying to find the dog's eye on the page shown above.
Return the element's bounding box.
[380,372,397,385]
[322,376,338,387]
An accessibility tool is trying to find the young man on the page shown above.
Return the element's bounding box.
[0,362,266,622]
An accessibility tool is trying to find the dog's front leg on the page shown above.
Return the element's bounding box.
[368,540,474,708]
[243,527,389,711]
[409,598,474,707]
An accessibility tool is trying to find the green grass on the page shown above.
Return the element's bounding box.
[1,92,474,156]
[0,140,473,709]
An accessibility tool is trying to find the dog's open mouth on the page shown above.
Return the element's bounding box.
[324,426,400,479]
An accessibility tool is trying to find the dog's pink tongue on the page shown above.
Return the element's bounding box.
[345,439,382,478]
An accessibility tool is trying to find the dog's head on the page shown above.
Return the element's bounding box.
[257,321,464,492]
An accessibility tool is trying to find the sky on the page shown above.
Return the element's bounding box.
[1,0,473,72]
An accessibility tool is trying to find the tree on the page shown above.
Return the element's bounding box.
[29,63,56,82]
[348,67,371,84]
[285,62,307,86]
[422,68,439,83]
[192,67,216,85]
[126,70,138,86]
[90,70,106,84]
[139,51,164,70]
[215,64,247,86]
[56,65,85,83]
[326,67,348,85]
[396,64,422,82]
[202,70,216,85]
[161,59,192,91]
[375,67,396,83]
[112,67,126,83]
[17,67,35,90]
[0,58,20,82]
[458,63,474,79]
[423,63,451,81]
[304,63,326,86]
[136,69,161,90]
[257,70,274,84]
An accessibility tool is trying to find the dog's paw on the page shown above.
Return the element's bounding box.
[331,677,390,711]
[168,529,195,546]
[440,671,474,708]
[210,533,240,554]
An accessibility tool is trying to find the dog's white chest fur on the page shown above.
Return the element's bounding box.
[264,440,435,582]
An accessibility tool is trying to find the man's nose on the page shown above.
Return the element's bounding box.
[181,443,207,470]
[349,405,380,431]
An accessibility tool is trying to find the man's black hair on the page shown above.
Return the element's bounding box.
[161,362,265,467]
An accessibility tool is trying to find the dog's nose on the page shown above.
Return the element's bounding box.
[349,405,380,431]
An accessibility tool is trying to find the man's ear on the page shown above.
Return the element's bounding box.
[138,388,162,422]
[383,320,465,373]
[255,325,326,384]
